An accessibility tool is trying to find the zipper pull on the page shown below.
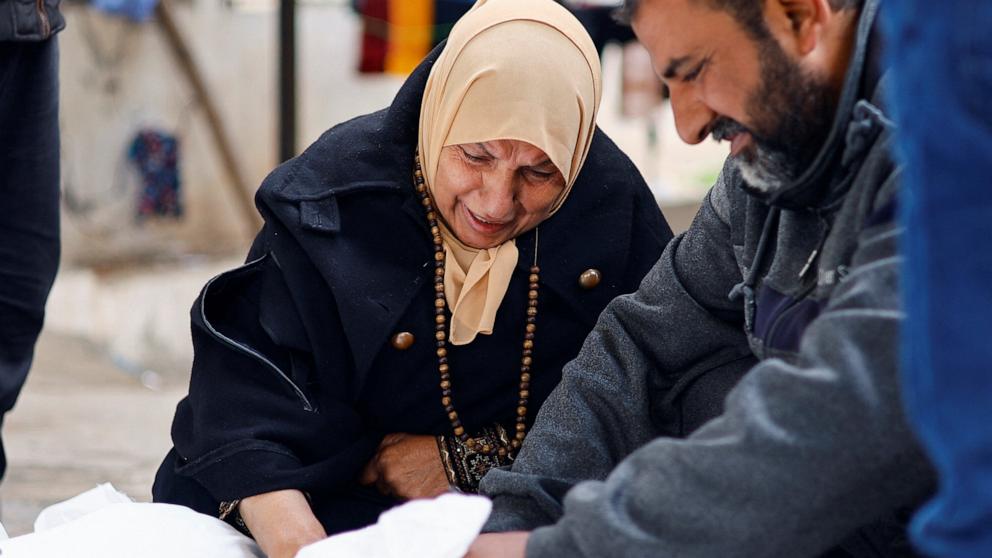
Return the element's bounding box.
[799,248,819,280]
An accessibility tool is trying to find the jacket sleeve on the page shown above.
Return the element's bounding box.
[493,176,935,557]
[623,172,675,292]
[481,171,753,531]
[169,225,380,504]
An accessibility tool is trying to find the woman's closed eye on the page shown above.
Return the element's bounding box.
[459,146,491,164]
[524,168,556,182]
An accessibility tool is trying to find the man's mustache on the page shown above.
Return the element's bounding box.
[708,117,750,143]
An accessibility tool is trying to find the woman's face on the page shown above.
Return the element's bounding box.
[431,139,566,249]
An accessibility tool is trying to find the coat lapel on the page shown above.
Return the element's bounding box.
[259,46,442,382]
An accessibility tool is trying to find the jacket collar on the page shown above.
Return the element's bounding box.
[744,0,885,211]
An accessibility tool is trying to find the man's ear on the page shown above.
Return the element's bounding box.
[771,0,829,55]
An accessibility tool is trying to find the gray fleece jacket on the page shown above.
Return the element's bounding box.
[480,2,936,556]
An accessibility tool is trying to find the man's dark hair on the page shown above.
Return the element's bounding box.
[615,0,864,39]
[614,0,641,25]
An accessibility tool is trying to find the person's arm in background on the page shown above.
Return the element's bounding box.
[882,1,992,555]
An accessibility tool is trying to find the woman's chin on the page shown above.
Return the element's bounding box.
[458,233,505,250]
[452,218,514,249]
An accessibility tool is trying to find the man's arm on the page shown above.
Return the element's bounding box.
[481,173,751,531]
[517,178,934,557]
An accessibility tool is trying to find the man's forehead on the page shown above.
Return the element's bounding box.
[634,0,708,43]
[633,0,715,27]
[632,0,749,64]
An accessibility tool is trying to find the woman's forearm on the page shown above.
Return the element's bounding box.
[239,489,327,558]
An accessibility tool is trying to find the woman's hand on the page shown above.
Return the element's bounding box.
[359,433,451,499]
[239,489,327,558]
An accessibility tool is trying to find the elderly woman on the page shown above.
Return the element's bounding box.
[152,0,671,556]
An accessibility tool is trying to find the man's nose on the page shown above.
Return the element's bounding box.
[670,88,717,146]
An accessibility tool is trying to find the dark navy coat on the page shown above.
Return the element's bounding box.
[153,47,672,534]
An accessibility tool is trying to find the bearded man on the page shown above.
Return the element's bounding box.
[468,0,936,556]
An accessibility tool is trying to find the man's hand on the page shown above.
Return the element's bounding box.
[465,532,530,558]
[239,489,327,558]
[359,433,450,499]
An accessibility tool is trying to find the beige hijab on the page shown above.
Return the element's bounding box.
[418,0,601,345]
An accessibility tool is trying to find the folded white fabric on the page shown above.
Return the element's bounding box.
[297,493,492,558]
[0,485,489,558]
[0,484,263,558]
[33,482,133,532]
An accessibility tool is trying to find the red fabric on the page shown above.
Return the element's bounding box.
[359,0,388,73]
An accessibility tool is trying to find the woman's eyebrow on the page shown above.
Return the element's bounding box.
[475,142,496,157]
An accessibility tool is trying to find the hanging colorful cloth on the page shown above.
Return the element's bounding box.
[356,0,473,75]
[384,0,433,74]
[128,128,183,220]
[89,0,160,22]
[358,0,389,73]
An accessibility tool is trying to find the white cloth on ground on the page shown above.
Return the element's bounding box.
[0,483,264,558]
[297,493,492,558]
[0,485,491,558]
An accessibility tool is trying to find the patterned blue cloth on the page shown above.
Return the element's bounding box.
[882,2,992,556]
[129,129,182,219]
[90,0,159,22]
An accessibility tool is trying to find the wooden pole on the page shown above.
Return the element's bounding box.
[278,0,297,163]
[154,0,263,235]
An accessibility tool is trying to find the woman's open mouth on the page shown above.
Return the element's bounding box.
[463,205,512,236]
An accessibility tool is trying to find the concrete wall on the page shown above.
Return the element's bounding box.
[58,1,407,265]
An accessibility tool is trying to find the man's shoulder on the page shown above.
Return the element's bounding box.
[707,160,747,226]
[845,88,902,230]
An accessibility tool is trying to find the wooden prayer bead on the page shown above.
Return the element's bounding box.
[413,151,538,461]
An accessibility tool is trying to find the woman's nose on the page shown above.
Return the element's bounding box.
[477,170,516,220]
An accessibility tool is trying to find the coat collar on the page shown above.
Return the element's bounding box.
[259,44,634,384]
[745,0,885,211]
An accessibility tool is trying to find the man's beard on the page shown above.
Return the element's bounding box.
[714,37,837,193]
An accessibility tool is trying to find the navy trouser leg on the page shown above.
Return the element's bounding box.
[0,37,61,479]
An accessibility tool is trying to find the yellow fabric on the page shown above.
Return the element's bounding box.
[385,0,434,75]
[418,0,602,345]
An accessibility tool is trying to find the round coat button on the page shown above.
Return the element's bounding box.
[391,332,415,350]
[579,268,602,289]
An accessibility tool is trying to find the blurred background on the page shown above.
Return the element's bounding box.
[0,0,725,535]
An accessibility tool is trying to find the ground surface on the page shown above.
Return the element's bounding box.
[0,331,186,537]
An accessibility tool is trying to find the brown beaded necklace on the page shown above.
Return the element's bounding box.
[413,154,537,459]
